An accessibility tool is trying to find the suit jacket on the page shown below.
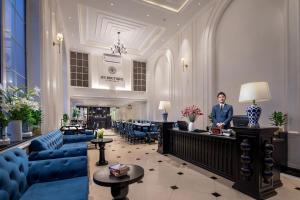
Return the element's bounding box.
[211,104,233,129]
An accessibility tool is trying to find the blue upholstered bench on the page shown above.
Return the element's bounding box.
[0,148,88,200]
[29,130,87,161]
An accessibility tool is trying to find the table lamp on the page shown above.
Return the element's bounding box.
[239,82,271,127]
[158,101,171,122]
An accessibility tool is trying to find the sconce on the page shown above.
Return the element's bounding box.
[53,33,64,53]
[181,58,188,71]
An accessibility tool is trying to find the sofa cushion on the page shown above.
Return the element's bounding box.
[30,130,63,151]
[61,142,87,149]
[63,134,95,144]
[0,148,29,200]
[20,176,88,200]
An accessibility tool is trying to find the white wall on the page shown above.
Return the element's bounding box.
[216,0,285,126]
[148,0,288,130]
[116,102,147,121]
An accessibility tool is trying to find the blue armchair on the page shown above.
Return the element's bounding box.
[0,148,88,200]
[29,130,87,161]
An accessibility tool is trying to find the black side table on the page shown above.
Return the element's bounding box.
[93,164,144,200]
[91,138,113,166]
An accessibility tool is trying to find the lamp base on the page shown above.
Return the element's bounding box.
[162,112,168,122]
[246,104,261,128]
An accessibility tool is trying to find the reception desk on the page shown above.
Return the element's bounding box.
[159,125,280,199]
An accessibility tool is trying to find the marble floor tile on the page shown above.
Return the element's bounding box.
[88,130,300,200]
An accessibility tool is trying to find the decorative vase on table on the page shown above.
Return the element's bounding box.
[8,120,22,142]
[188,122,194,132]
[162,112,168,122]
[246,104,262,127]
[0,127,10,145]
[181,105,203,132]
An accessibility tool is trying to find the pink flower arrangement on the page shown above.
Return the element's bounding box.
[181,105,204,122]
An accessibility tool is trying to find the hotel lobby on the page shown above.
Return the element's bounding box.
[0,0,300,200]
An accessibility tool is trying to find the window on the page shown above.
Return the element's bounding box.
[133,61,146,91]
[70,51,89,87]
[5,0,26,87]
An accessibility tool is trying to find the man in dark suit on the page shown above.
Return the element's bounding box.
[211,92,233,129]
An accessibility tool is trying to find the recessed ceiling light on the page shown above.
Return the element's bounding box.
[110,2,114,6]
[198,2,201,6]
[68,16,72,20]
[146,14,150,17]
[177,24,180,26]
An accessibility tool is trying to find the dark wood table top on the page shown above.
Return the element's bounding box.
[93,164,144,187]
[91,138,113,144]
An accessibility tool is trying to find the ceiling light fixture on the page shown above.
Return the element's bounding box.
[111,32,127,55]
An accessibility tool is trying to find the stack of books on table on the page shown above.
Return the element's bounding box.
[109,164,130,177]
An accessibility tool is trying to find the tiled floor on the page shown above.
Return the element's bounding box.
[88,130,300,200]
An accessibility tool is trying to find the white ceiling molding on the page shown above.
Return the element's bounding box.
[140,0,190,13]
[78,4,165,56]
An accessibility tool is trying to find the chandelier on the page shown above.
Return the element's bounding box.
[111,32,127,55]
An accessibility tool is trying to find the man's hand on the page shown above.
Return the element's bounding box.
[217,123,225,129]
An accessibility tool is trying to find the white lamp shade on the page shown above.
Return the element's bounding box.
[158,101,171,111]
[239,82,271,103]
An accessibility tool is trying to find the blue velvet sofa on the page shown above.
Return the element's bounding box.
[0,148,88,200]
[29,130,87,161]
[63,130,95,144]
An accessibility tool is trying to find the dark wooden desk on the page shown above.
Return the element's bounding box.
[169,129,237,181]
[160,127,280,199]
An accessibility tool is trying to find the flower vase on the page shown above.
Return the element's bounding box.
[8,120,22,142]
[0,127,10,145]
[188,122,194,132]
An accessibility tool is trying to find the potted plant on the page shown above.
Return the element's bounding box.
[269,111,287,132]
[72,107,80,120]
[30,109,42,135]
[96,128,105,139]
[181,105,204,131]
[0,86,40,141]
[62,113,69,126]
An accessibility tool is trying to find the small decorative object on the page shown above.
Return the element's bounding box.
[239,82,271,127]
[109,163,130,177]
[181,105,203,131]
[158,101,171,122]
[211,127,221,135]
[62,113,69,126]
[0,111,10,145]
[269,111,287,132]
[0,86,40,142]
[97,128,105,139]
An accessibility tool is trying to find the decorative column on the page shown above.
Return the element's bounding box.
[232,127,278,200]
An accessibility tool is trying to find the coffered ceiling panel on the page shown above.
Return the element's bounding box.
[78,5,165,56]
[141,0,190,12]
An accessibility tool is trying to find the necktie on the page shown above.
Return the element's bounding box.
[220,105,223,110]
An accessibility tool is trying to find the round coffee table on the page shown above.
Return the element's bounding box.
[91,138,113,166]
[93,164,144,200]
